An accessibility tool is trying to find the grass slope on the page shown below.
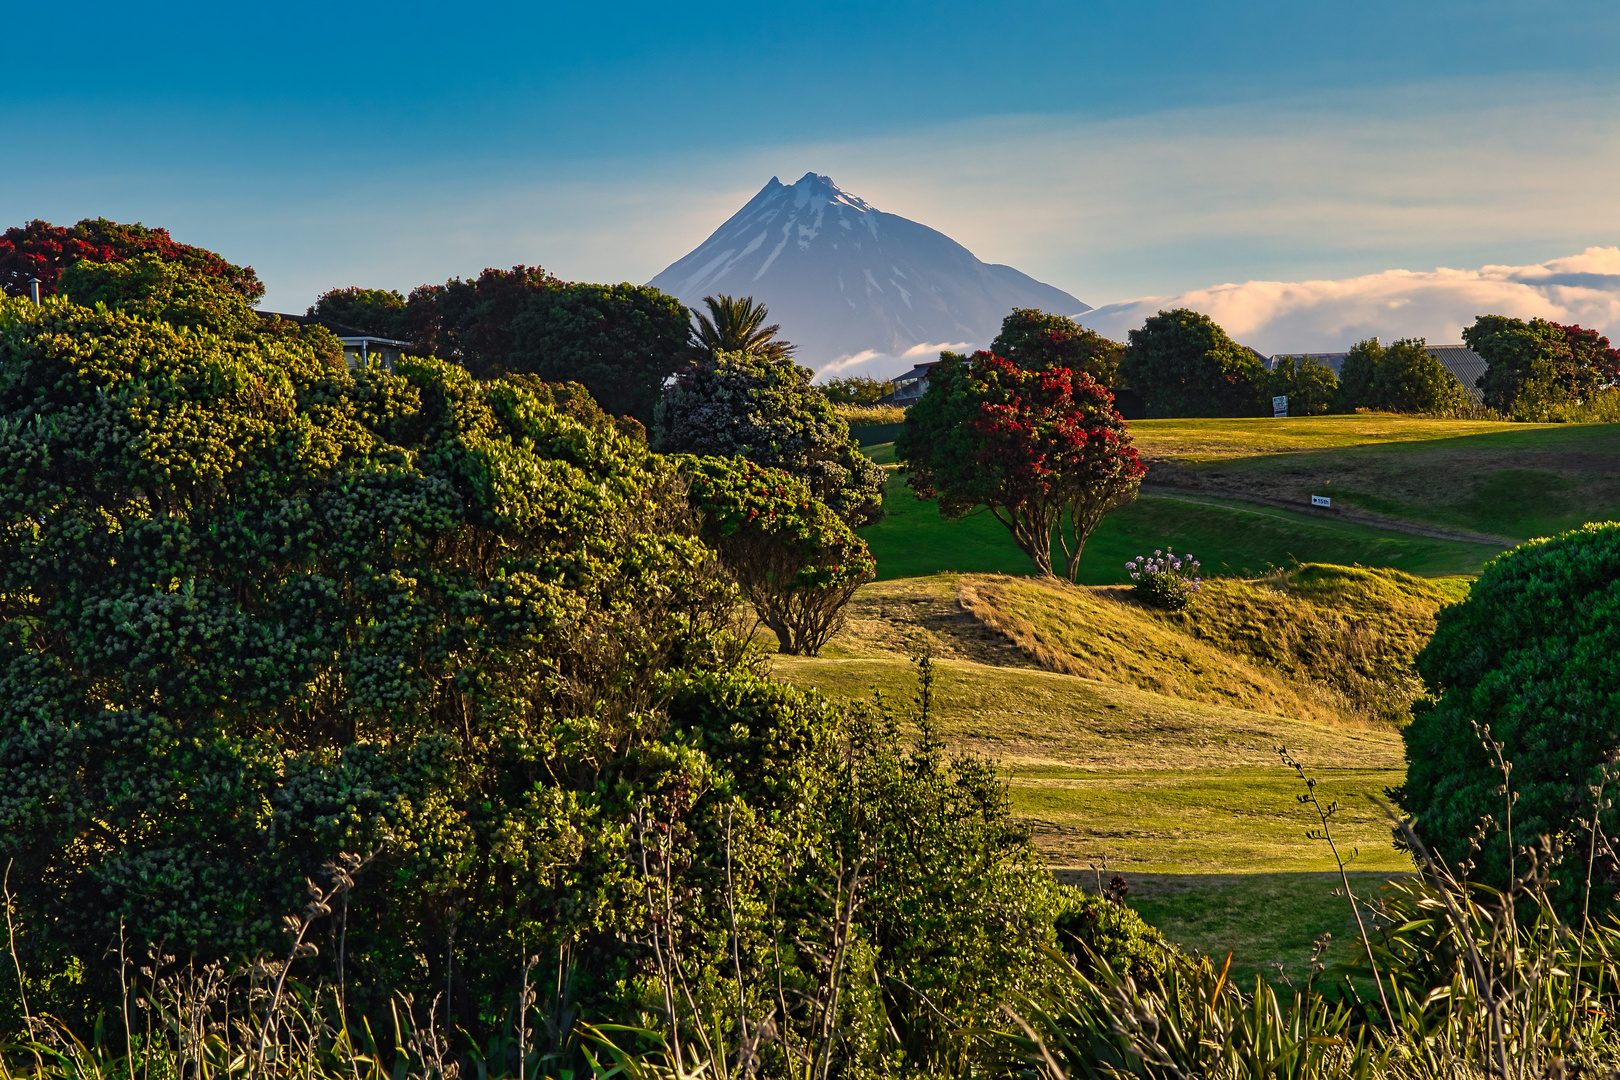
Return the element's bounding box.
[859,459,1503,583]
[773,653,1404,875]
[959,565,1460,726]
[769,572,1420,976]
[1136,417,1620,541]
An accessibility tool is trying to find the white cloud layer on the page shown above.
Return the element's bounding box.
[1077,248,1620,354]
[812,341,977,383]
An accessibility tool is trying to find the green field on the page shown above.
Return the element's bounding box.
[861,418,1620,582]
[860,466,1502,582]
[1063,871,1400,987]
[1136,417,1620,542]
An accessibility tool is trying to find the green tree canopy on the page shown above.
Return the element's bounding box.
[677,455,874,655]
[507,280,691,425]
[1119,308,1269,417]
[342,268,687,425]
[61,253,344,364]
[821,375,895,405]
[1334,337,1470,414]
[0,293,816,1026]
[1266,355,1339,416]
[654,351,885,529]
[307,285,412,339]
[404,263,557,369]
[990,307,1124,386]
[689,294,795,360]
[1395,522,1620,913]
[1463,315,1616,418]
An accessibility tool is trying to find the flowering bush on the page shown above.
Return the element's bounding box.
[1125,547,1202,610]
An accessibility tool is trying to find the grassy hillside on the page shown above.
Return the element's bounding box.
[960,566,1462,725]
[1135,416,1620,541]
[859,467,1503,582]
[769,571,1421,984]
[772,652,1405,875]
[768,571,1416,874]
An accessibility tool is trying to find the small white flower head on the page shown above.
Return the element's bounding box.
[1130,572,1140,580]
[1154,549,1162,556]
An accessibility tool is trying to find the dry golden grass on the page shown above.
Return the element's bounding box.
[766,570,1426,873]
[769,653,1402,773]
[836,403,907,426]
[959,574,1339,724]
[1128,414,1544,465]
[958,565,1460,727]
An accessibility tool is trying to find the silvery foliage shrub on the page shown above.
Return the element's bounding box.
[1126,547,1202,611]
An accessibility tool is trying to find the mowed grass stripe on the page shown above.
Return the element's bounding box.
[1127,414,1547,463]
[1011,767,1408,874]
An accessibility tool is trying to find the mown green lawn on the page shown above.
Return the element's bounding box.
[859,466,1502,582]
[1011,766,1408,874]
[1150,420,1620,541]
[1055,870,1403,989]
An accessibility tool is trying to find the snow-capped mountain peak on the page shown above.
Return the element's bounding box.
[648,173,1087,376]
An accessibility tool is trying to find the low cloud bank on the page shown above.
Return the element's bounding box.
[812,340,977,382]
[1079,247,1620,354]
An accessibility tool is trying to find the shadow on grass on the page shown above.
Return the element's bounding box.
[1054,869,1411,988]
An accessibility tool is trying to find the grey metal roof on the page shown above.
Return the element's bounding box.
[1427,346,1488,403]
[1269,345,1487,404]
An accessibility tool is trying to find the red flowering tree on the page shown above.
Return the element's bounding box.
[0,218,263,301]
[896,352,1146,581]
[677,455,875,655]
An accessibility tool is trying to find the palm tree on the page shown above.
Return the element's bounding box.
[690,294,796,360]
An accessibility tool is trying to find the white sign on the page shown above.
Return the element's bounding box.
[1311,495,1332,507]
[1273,395,1288,418]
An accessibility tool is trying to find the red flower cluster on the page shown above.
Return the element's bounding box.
[0,217,263,302]
[967,352,1146,510]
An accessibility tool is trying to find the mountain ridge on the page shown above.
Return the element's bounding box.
[647,172,1089,375]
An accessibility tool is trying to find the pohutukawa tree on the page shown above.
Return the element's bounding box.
[897,352,1146,581]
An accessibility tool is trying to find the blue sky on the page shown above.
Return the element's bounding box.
[5,1,1618,324]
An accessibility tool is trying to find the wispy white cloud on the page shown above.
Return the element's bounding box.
[1077,247,1620,353]
[779,79,1620,307]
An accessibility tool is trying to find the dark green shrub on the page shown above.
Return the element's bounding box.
[1119,308,1269,418]
[1334,337,1470,414]
[1054,888,1171,982]
[1396,521,1620,910]
[0,293,826,1035]
[1126,548,1202,611]
[654,350,885,528]
[1267,354,1338,415]
[676,454,875,655]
